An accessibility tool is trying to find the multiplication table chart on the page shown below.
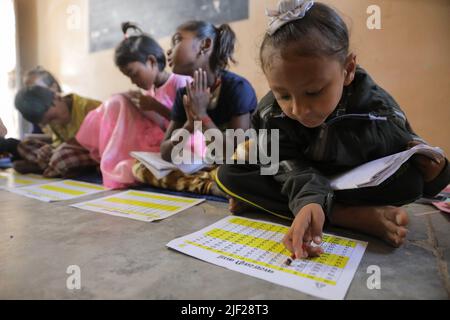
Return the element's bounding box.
[167,216,367,299]
[10,179,106,202]
[72,190,205,222]
[0,171,59,189]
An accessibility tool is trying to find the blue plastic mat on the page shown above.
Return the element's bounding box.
[0,158,12,169]
[75,171,228,203]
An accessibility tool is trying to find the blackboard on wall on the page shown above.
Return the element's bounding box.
[89,0,250,53]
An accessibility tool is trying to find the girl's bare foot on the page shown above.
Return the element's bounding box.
[331,204,409,247]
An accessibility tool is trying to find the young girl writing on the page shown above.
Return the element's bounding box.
[216,0,450,258]
[76,23,190,189]
[132,20,257,195]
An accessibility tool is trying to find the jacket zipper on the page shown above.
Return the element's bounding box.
[312,113,389,161]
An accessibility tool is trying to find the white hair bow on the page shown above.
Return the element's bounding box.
[266,0,315,35]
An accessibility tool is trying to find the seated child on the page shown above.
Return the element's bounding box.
[24,65,63,135]
[14,85,101,177]
[132,20,257,196]
[216,0,450,258]
[0,66,61,161]
[75,22,191,189]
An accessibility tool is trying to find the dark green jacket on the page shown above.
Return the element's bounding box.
[253,66,435,216]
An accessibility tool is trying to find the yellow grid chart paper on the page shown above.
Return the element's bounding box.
[71,190,205,222]
[0,170,59,189]
[167,216,367,300]
[9,179,107,202]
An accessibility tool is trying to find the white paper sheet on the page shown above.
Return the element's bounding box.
[330,144,444,190]
[9,179,106,202]
[0,171,59,189]
[167,216,367,300]
[71,190,205,222]
[130,151,207,179]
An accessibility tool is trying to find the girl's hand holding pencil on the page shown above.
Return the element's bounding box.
[283,203,325,260]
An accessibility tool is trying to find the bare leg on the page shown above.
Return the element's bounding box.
[228,197,253,214]
[331,204,409,247]
[209,182,229,198]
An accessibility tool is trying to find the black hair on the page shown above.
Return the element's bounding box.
[15,85,55,124]
[177,20,236,72]
[114,22,166,71]
[24,66,62,93]
[260,2,349,70]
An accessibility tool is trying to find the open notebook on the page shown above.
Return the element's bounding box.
[330,144,445,190]
[130,151,207,180]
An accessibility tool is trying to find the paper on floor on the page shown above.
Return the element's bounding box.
[433,185,450,214]
[167,216,367,300]
[71,189,205,222]
[0,171,59,189]
[9,179,106,202]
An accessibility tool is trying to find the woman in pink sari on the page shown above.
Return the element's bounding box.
[76,23,190,189]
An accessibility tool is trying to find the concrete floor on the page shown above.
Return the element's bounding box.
[0,187,449,300]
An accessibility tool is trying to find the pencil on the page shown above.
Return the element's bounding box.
[284,256,293,266]
[283,243,309,266]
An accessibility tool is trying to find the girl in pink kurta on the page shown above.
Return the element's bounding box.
[76,23,190,189]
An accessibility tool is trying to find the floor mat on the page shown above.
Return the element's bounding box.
[0,158,12,169]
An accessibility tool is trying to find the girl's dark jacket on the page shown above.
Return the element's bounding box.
[253,66,449,216]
